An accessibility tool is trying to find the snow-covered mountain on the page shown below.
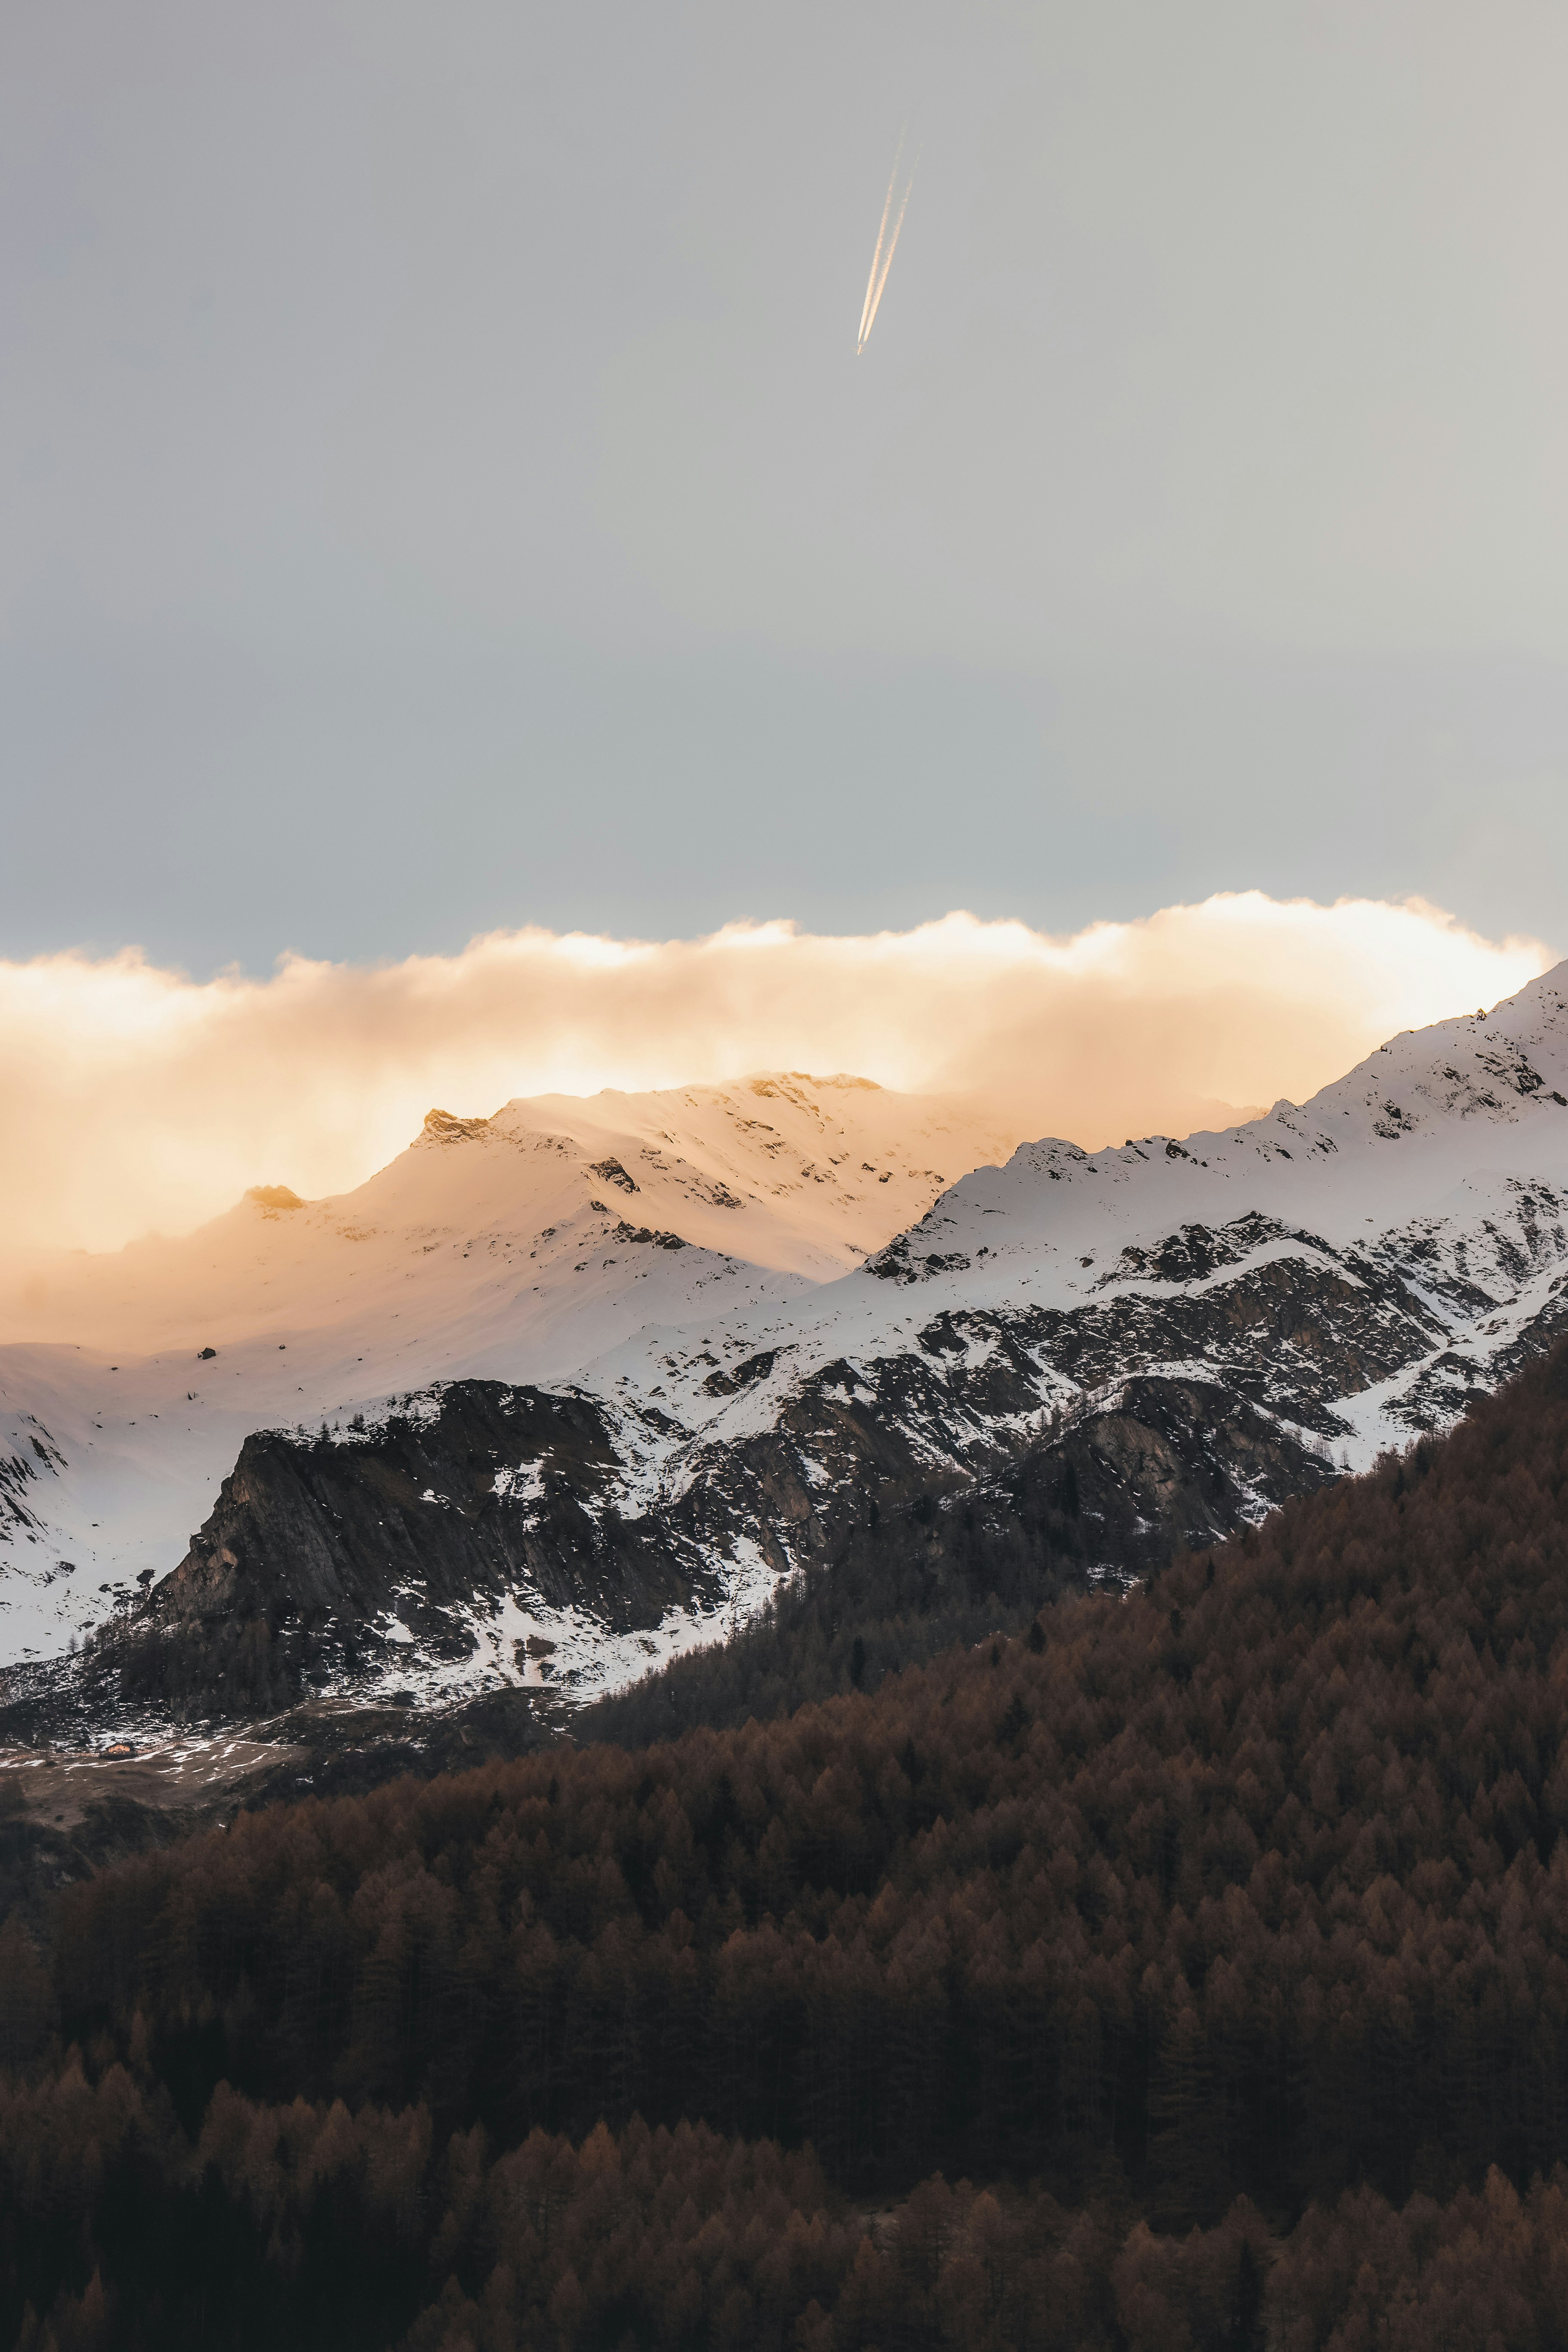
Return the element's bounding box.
[11,968,1568,1733]
[625,965,1568,1467]
[0,1075,1022,1663]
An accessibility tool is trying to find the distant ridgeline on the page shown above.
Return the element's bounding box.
[9,965,1566,1739]
[5,1339,1568,2346]
[5,972,1568,1743]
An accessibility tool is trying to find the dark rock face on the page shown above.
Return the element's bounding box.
[114,1386,725,1715]
[51,1190,1568,1728]
[103,1337,1335,1724]
[589,1157,639,1194]
[0,1447,44,1544]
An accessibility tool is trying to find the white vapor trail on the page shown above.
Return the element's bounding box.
[857,138,916,352]
[857,135,903,347]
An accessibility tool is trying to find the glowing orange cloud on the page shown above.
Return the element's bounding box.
[0,894,1551,1255]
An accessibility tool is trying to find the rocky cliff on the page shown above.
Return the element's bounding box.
[18,966,1568,1730]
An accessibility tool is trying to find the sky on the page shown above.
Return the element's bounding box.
[5,0,1568,977]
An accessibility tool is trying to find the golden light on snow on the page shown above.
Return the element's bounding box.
[0,893,1552,1255]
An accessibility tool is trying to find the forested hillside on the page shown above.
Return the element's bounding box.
[6,1342,1568,2348]
[572,1444,1099,1745]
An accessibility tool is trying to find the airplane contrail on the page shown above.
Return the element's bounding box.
[857,137,916,354]
[857,135,904,348]
[859,173,914,352]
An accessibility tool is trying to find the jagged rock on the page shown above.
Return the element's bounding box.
[11,969,1568,1730]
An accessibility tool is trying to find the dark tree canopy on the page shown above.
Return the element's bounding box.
[7,1342,1568,2347]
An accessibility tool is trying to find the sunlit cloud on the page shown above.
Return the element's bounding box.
[0,893,1551,1255]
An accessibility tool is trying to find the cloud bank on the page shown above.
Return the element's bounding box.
[0,894,1551,1255]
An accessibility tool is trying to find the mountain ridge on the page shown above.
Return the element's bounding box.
[0,1073,1023,1663]
[8,968,1568,1730]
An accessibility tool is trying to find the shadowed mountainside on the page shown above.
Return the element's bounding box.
[12,1361,1335,1735]
[5,1341,1568,2346]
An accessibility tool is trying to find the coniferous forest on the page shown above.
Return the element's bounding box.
[8,1343,1568,2348]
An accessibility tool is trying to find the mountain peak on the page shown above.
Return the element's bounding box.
[420,1109,493,1146]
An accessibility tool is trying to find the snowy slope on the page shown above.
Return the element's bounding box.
[0,1075,1021,1662]
[17,970,1568,1725]
[500,968,1568,1517]
[328,964,1568,1706]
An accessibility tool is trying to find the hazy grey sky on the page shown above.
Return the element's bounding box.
[4,0,1567,972]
